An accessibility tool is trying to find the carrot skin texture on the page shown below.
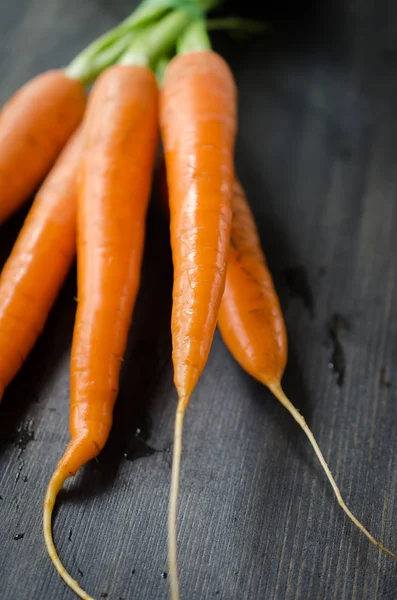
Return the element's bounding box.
[160,51,237,405]
[0,128,82,401]
[68,65,159,473]
[218,180,287,384]
[0,70,86,224]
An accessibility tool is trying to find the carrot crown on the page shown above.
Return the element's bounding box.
[64,0,268,84]
[118,9,194,67]
[65,0,221,83]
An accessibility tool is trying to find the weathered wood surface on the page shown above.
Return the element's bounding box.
[0,1,396,598]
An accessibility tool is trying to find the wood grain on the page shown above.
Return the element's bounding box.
[0,0,396,599]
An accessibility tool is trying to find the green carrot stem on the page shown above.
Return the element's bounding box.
[177,19,211,54]
[119,9,193,67]
[155,55,171,84]
[66,0,171,82]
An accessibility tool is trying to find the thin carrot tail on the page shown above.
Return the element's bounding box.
[43,440,96,600]
[267,381,397,561]
[168,403,187,600]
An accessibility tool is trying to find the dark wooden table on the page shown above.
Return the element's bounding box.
[0,1,396,599]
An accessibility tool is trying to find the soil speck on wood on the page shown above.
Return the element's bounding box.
[283,266,314,318]
[327,314,349,386]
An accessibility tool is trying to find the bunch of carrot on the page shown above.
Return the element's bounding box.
[0,1,395,599]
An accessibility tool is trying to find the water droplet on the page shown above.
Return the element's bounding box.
[380,367,391,389]
[327,314,349,387]
[123,439,159,462]
[14,533,24,540]
[16,418,34,453]
[22,476,28,483]
[161,572,168,579]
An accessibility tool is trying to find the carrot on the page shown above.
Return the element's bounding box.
[159,20,237,600]
[0,128,82,401]
[43,63,158,600]
[218,180,397,560]
[0,71,85,224]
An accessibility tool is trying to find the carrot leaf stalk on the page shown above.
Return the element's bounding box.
[65,0,171,83]
[176,18,211,53]
[65,0,222,83]
[119,9,193,67]
[155,55,171,84]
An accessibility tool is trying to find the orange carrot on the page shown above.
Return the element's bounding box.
[0,128,82,401]
[218,180,287,384]
[160,48,237,600]
[0,71,86,224]
[43,64,158,600]
[160,50,236,405]
[218,180,397,560]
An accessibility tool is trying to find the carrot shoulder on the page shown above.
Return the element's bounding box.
[0,70,86,224]
[0,128,82,401]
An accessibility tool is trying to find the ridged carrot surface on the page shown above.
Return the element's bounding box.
[218,180,287,384]
[160,50,237,406]
[0,128,82,401]
[44,64,159,600]
[0,70,86,224]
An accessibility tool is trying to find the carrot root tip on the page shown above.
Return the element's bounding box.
[268,381,397,561]
[168,403,187,600]
[43,463,96,600]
